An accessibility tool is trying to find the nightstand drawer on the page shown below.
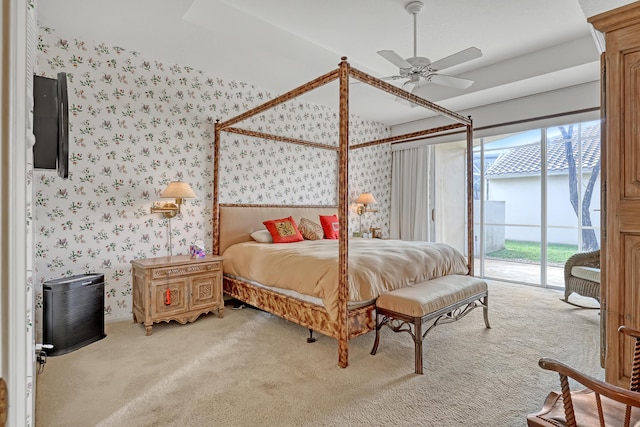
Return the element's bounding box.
[151,261,221,280]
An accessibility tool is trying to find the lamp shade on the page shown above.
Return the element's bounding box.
[356,192,377,205]
[160,181,196,199]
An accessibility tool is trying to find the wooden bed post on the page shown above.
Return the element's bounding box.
[466,118,474,276]
[338,57,350,368]
[213,119,221,256]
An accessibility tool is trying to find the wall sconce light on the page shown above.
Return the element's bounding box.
[355,192,378,234]
[150,181,197,218]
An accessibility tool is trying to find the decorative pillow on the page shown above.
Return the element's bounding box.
[319,214,340,239]
[250,229,273,243]
[262,216,304,243]
[298,217,324,240]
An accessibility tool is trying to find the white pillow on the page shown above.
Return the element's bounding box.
[250,229,273,243]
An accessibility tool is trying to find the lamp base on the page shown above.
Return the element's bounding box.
[150,202,179,218]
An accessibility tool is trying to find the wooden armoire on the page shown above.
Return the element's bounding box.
[589,1,640,387]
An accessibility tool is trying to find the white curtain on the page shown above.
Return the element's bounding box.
[390,145,434,241]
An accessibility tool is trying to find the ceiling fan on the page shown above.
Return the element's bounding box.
[377,1,482,97]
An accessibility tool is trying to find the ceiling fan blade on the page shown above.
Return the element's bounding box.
[377,50,412,69]
[401,80,417,92]
[395,80,422,108]
[428,47,482,71]
[427,74,474,89]
[394,95,417,108]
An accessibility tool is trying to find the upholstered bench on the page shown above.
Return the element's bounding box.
[370,274,490,374]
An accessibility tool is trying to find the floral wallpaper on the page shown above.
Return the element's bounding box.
[34,26,392,325]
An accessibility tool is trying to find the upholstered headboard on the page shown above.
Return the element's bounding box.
[217,205,338,255]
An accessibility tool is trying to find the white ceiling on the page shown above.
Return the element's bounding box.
[37,0,630,127]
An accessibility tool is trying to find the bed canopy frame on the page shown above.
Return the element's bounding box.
[212,57,474,368]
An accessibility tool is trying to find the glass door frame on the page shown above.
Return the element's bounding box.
[474,120,601,289]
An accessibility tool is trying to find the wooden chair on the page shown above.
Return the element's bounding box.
[527,325,640,427]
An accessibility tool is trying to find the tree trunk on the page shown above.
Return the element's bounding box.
[581,159,601,251]
[558,125,600,251]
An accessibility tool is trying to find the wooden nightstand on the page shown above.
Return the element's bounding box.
[131,255,224,335]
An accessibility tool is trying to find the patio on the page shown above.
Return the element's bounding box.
[477,258,600,308]
[478,258,564,287]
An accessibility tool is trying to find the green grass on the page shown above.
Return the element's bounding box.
[486,240,578,266]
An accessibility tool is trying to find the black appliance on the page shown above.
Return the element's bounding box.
[33,72,69,179]
[43,273,106,356]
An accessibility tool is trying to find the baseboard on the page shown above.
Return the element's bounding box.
[105,314,132,324]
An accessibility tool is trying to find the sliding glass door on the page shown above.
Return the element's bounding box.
[474,131,542,285]
[545,121,601,287]
[473,119,601,289]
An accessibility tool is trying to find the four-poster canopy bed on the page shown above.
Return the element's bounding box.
[212,57,474,368]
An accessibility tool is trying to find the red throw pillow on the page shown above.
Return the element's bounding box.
[319,215,339,239]
[262,216,304,243]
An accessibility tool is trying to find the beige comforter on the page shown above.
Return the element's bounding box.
[222,239,469,320]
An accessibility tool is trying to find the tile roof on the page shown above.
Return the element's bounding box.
[485,124,600,177]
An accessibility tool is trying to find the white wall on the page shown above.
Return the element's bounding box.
[488,172,601,244]
[578,0,636,18]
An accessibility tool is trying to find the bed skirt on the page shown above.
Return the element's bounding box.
[223,275,376,340]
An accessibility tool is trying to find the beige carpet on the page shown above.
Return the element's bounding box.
[35,281,602,427]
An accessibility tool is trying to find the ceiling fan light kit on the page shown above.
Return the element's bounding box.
[377,0,482,103]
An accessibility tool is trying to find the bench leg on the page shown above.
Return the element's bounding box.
[414,318,423,375]
[483,294,491,329]
[371,312,381,356]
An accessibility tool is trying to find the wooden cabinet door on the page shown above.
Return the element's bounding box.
[151,277,188,318]
[590,3,640,387]
[190,272,221,311]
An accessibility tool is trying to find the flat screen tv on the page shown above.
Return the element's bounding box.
[33,72,69,179]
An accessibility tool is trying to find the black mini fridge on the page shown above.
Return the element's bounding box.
[43,273,106,356]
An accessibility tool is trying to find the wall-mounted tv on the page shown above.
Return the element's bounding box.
[33,72,69,179]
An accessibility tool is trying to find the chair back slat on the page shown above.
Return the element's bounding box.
[559,373,577,427]
[630,335,640,392]
[593,393,605,427]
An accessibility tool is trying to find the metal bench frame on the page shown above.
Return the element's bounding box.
[371,290,490,374]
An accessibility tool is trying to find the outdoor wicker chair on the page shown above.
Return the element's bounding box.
[563,249,600,307]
